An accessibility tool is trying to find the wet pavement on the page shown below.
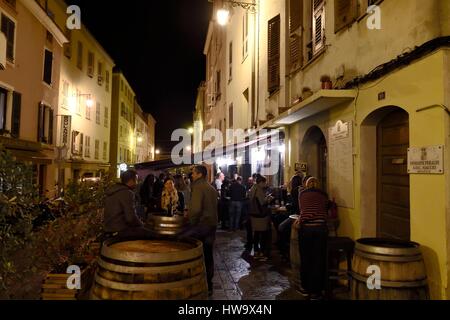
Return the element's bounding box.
[210,229,307,300]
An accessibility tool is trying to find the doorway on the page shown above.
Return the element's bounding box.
[301,126,327,192]
[377,109,410,241]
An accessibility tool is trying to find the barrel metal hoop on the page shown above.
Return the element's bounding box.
[350,271,428,288]
[101,238,204,264]
[355,250,424,262]
[94,273,205,291]
[98,257,204,274]
[355,242,422,256]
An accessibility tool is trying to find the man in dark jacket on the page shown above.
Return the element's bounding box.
[229,177,247,231]
[104,170,152,238]
[179,165,218,296]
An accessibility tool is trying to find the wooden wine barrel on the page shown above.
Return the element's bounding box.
[351,238,429,300]
[91,238,208,300]
[147,214,186,236]
[289,215,301,290]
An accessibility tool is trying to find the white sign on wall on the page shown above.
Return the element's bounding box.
[408,145,444,174]
[328,120,354,209]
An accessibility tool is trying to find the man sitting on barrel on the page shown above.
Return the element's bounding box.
[104,169,153,239]
[178,165,218,297]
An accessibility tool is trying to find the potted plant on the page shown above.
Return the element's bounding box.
[302,87,313,100]
[320,75,333,89]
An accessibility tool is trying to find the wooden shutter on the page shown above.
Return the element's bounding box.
[335,0,356,33]
[80,133,84,156]
[268,15,281,93]
[289,0,303,70]
[11,92,21,138]
[1,15,15,61]
[43,50,53,85]
[48,108,54,145]
[312,0,325,54]
[37,103,44,142]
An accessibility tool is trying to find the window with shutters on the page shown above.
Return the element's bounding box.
[242,12,249,60]
[1,14,15,62]
[85,136,91,158]
[85,101,91,120]
[268,15,281,94]
[61,81,69,109]
[229,42,233,82]
[37,104,53,145]
[229,104,233,128]
[64,28,72,59]
[0,87,8,131]
[335,0,357,33]
[77,41,83,70]
[96,102,101,125]
[105,71,110,92]
[11,91,21,138]
[289,0,303,72]
[98,61,103,85]
[312,0,325,55]
[357,0,383,18]
[216,70,221,100]
[103,142,108,160]
[104,107,109,128]
[95,140,100,160]
[43,49,53,85]
[71,131,83,156]
[87,51,94,77]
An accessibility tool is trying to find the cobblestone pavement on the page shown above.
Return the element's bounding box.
[210,230,307,301]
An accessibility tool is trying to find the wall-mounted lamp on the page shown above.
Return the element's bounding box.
[216,0,257,26]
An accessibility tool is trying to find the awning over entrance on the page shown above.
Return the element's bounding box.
[9,149,52,164]
[260,89,357,128]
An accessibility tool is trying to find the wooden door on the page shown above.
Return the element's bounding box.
[318,135,327,192]
[377,109,410,241]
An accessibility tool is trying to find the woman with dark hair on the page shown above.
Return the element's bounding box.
[140,174,157,213]
[294,177,329,300]
[174,174,190,212]
[249,175,273,261]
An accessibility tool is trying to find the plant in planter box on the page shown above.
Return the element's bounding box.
[320,75,333,89]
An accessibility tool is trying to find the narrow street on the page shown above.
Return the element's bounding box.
[210,230,305,300]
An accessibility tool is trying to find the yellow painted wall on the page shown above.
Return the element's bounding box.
[287,50,449,299]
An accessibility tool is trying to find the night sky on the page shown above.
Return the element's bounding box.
[67,0,212,154]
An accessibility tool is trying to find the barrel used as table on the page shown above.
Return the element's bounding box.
[147,214,186,236]
[289,215,301,290]
[351,238,429,300]
[91,238,208,300]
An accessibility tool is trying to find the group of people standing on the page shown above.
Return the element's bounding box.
[103,166,332,300]
[103,166,219,297]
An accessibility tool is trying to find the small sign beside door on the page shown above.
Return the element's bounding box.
[408,145,444,174]
[295,163,308,173]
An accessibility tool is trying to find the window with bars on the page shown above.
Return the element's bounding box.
[1,14,15,62]
[268,15,281,94]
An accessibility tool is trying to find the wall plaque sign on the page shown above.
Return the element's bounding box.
[408,145,444,174]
